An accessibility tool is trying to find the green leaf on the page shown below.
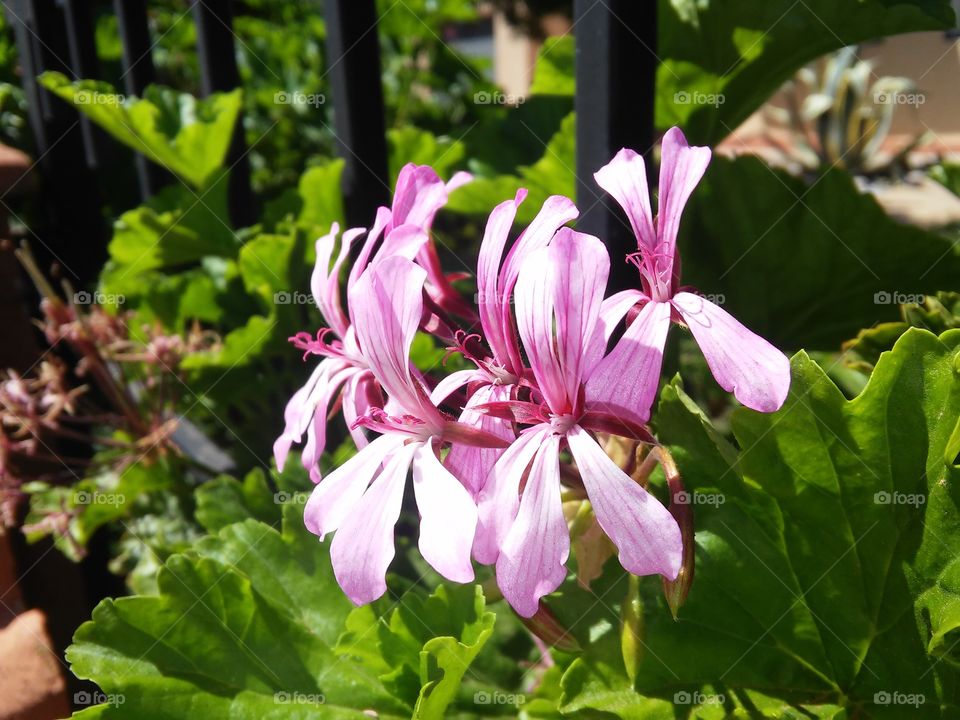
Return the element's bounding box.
[103,181,237,280]
[336,584,496,719]
[388,127,466,184]
[40,72,242,189]
[560,329,960,718]
[679,157,960,350]
[657,0,955,144]
[67,508,412,718]
[180,313,278,371]
[843,291,960,369]
[263,159,345,236]
[448,113,575,224]
[194,469,280,533]
[236,232,299,306]
[529,36,575,97]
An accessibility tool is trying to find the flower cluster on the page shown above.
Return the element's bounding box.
[276,128,791,617]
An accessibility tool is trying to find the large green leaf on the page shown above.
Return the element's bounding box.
[262,159,345,237]
[103,181,237,282]
[66,505,501,718]
[657,0,955,144]
[448,113,575,224]
[40,72,242,189]
[336,585,496,719]
[558,329,960,718]
[67,506,412,718]
[678,157,960,350]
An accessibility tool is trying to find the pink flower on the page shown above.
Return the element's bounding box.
[477,230,683,617]
[274,163,463,482]
[431,190,578,497]
[384,163,476,321]
[588,127,791,428]
[303,257,508,605]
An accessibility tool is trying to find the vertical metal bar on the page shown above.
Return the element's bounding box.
[7,0,105,283]
[192,0,255,227]
[326,0,390,227]
[574,0,657,292]
[61,0,108,169]
[114,0,168,199]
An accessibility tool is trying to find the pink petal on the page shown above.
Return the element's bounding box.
[514,246,566,412]
[671,292,790,412]
[567,425,682,579]
[444,383,515,496]
[585,299,671,427]
[594,148,656,254]
[446,171,473,192]
[598,289,647,343]
[477,190,526,367]
[273,359,350,473]
[304,433,405,539]
[349,257,441,424]
[496,434,568,617]
[391,164,447,229]
[500,195,579,293]
[341,371,379,450]
[413,440,478,582]
[549,229,609,401]
[581,288,648,380]
[330,441,418,605]
[429,368,481,406]
[372,224,429,267]
[348,206,392,296]
[514,230,610,414]
[474,424,552,564]
[657,128,711,270]
[311,225,365,338]
[498,195,579,372]
[301,366,363,481]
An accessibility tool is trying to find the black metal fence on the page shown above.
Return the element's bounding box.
[5,0,656,287]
